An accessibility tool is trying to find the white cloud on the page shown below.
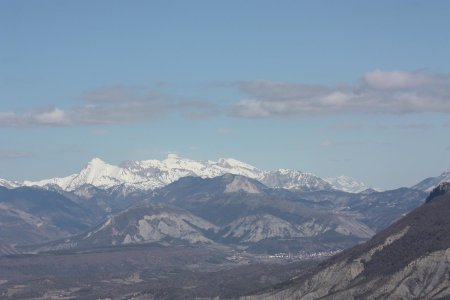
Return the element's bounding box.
[0,108,69,127]
[363,70,433,90]
[0,112,19,127]
[234,99,271,117]
[233,70,450,117]
[31,108,69,125]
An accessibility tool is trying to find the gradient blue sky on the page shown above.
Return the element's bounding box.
[1,0,450,189]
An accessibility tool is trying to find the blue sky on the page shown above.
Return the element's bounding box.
[1,0,450,189]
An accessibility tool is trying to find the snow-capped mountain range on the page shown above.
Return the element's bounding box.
[324,175,369,193]
[0,154,370,193]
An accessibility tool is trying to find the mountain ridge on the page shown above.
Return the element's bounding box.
[0,155,371,193]
[413,168,450,192]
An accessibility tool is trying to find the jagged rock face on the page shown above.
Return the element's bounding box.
[243,183,450,300]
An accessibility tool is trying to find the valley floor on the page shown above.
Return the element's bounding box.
[0,244,318,300]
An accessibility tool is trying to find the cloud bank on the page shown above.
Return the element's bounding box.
[1,70,449,127]
[233,70,450,117]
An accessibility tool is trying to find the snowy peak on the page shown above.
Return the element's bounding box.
[217,158,259,172]
[441,168,450,179]
[87,157,107,166]
[80,158,121,181]
[0,178,19,189]
[325,175,370,193]
[161,153,205,171]
[68,158,150,190]
[23,158,151,191]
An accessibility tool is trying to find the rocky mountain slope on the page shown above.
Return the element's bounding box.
[0,186,96,251]
[0,154,368,193]
[0,170,427,258]
[39,203,218,251]
[413,168,450,192]
[292,187,427,232]
[35,174,426,255]
[243,182,450,300]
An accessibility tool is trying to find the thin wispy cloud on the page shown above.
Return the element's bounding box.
[320,139,389,148]
[395,123,433,130]
[0,85,217,127]
[320,140,364,147]
[314,123,362,132]
[0,108,70,127]
[233,70,450,117]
